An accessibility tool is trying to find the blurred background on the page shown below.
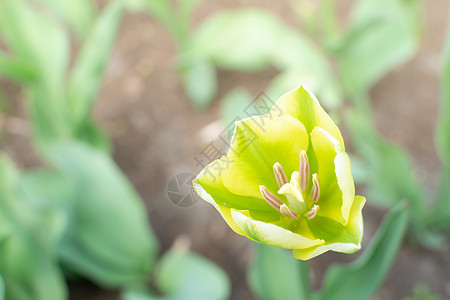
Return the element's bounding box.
[0,0,449,299]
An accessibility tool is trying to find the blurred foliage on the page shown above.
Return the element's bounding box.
[0,0,231,299]
[336,0,422,97]
[403,283,441,300]
[248,203,408,300]
[248,244,311,300]
[33,0,97,38]
[123,247,230,300]
[432,11,450,230]
[0,157,66,300]
[316,202,408,300]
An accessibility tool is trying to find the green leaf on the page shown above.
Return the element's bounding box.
[0,0,71,142]
[345,108,426,219]
[188,8,342,109]
[188,9,284,71]
[123,248,231,300]
[0,0,69,101]
[433,168,450,229]
[68,0,123,127]
[178,0,203,32]
[181,59,217,109]
[220,88,253,126]
[316,202,408,300]
[248,244,311,300]
[433,13,450,227]
[73,119,111,153]
[33,0,96,38]
[44,141,159,289]
[338,0,422,96]
[0,275,4,300]
[155,249,230,300]
[0,52,36,83]
[143,0,185,44]
[0,157,67,300]
[435,11,450,167]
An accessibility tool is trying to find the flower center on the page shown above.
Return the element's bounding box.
[259,150,320,220]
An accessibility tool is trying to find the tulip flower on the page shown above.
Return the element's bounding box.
[193,85,365,260]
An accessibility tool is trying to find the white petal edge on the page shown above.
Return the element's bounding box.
[231,210,324,250]
[315,126,355,224]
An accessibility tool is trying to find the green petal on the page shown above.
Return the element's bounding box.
[222,114,309,199]
[193,157,274,212]
[231,210,325,250]
[293,195,366,260]
[272,85,345,149]
[311,126,355,224]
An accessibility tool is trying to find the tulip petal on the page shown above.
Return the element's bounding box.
[231,210,325,249]
[292,195,366,260]
[222,114,309,199]
[273,85,345,149]
[193,157,275,212]
[311,126,355,224]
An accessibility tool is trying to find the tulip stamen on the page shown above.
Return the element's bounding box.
[306,205,320,219]
[310,173,320,202]
[260,185,283,210]
[280,204,298,220]
[299,150,310,191]
[273,162,289,188]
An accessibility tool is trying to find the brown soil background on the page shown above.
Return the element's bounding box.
[1,0,449,299]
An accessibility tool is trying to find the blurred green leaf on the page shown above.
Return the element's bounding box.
[144,0,185,44]
[433,15,450,229]
[316,202,408,300]
[178,0,203,31]
[74,119,111,153]
[0,0,69,101]
[30,88,72,147]
[19,169,71,208]
[155,248,230,300]
[188,9,284,71]
[189,8,343,110]
[220,88,253,125]
[68,0,123,127]
[345,108,426,218]
[34,0,96,38]
[337,0,422,96]
[435,11,450,167]
[0,0,71,142]
[0,275,4,300]
[181,60,217,109]
[248,244,310,300]
[123,248,231,300]
[348,154,370,185]
[0,156,67,300]
[403,283,441,300]
[44,141,159,289]
[0,52,36,83]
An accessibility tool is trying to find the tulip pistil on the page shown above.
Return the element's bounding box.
[260,185,298,220]
[306,205,320,219]
[299,150,310,191]
[310,173,320,203]
[273,162,289,188]
[262,151,322,220]
[280,204,298,220]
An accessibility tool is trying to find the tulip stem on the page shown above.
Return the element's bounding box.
[298,260,312,299]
